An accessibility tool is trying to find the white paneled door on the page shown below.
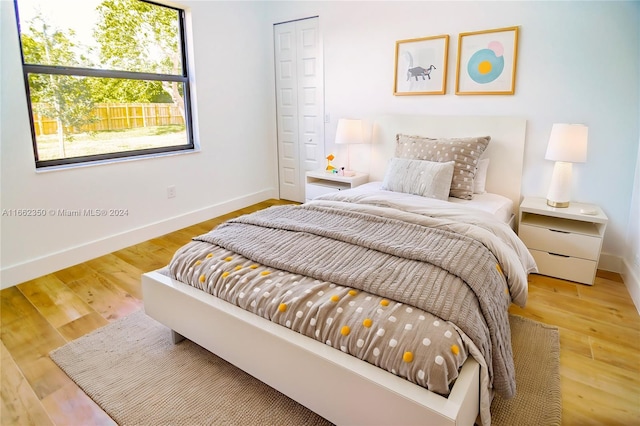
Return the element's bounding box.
[274,17,324,202]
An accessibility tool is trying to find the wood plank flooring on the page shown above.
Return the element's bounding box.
[2,199,639,425]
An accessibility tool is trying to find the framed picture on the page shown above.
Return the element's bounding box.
[455,26,519,95]
[394,35,449,96]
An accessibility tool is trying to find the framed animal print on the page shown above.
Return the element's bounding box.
[394,35,449,96]
[455,26,519,95]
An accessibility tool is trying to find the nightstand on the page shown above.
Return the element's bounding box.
[305,170,368,202]
[518,197,608,285]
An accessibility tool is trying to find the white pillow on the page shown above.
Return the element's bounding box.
[474,158,490,194]
[381,158,455,200]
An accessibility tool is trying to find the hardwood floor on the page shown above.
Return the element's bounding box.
[2,199,639,425]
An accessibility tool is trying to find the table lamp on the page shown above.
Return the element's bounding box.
[335,118,364,176]
[545,123,588,208]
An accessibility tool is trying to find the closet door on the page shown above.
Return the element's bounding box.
[274,17,324,202]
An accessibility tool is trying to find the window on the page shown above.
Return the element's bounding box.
[14,0,194,168]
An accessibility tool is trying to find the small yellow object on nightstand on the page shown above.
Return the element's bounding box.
[325,154,336,171]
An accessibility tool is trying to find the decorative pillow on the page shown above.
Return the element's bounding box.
[395,134,491,199]
[474,158,490,194]
[381,158,455,201]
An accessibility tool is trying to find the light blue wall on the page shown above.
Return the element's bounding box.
[624,8,640,309]
[265,1,640,266]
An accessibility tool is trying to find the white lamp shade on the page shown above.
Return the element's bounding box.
[545,123,588,163]
[335,119,364,145]
[545,123,588,208]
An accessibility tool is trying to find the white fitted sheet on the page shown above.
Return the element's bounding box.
[448,192,514,224]
[322,182,514,224]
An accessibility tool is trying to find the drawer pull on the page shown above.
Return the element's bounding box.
[548,252,570,258]
[549,229,570,234]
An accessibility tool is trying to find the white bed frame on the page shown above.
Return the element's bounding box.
[143,115,527,426]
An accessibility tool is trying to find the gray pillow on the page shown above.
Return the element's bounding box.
[381,158,455,200]
[395,134,491,199]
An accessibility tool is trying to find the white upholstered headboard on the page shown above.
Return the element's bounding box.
[367,115,527,212]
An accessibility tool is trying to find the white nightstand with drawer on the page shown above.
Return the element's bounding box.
[305,170,368,202]
[518,197,608,285]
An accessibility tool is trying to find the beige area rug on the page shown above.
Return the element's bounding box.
[50,311,561,426]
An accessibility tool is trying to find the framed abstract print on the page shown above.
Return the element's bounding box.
[455,26,519,95]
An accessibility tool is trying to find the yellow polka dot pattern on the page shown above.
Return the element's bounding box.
[178,244,468,395]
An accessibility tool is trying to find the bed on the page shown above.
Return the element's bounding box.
[142,115,536,426]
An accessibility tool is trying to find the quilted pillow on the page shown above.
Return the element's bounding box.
[381,158,455,200]
[395,134,491,199]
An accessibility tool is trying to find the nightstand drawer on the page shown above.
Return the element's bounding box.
[305,184,340,200]
[519,224,601,260]
[529,249,597,285]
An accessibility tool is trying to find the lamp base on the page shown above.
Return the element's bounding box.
[546,161,573,209]
[546,199,570,208]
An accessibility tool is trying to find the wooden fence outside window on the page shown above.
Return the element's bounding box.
[32,103,185,136]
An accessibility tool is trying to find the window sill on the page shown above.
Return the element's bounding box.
[34,147,201,173]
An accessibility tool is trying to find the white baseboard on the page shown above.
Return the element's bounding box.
[0,189,278,289]
[621,258,640,315]
[598,252,622,274]
[600,252,640,314]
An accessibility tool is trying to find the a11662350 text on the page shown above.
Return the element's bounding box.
[1,209,47,217]
[2,208,129,217]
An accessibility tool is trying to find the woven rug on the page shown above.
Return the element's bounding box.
[50,311,561,426]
